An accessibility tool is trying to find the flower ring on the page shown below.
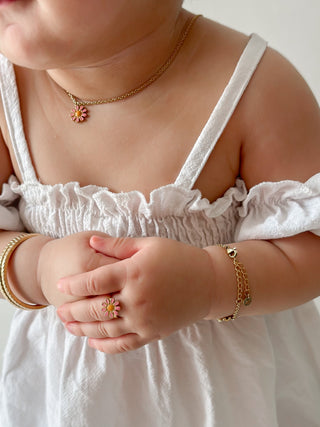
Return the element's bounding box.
[102,297,121,319]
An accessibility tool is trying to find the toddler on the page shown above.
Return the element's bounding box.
[0,1,319,426]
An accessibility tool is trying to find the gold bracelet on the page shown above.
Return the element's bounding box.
[0,233,47,310]
[217,245,252,322]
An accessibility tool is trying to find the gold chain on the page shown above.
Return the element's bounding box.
[217,245,252,322]
[65,14,201,123]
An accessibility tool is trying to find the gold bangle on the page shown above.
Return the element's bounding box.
[0,233,47,310]
[217,245,252,322]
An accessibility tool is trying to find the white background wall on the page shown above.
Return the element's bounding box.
[1,0,320,369]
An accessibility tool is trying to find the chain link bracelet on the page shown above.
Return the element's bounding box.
[217,244,252,322]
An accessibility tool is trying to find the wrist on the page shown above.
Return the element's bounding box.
[202,245,240,320]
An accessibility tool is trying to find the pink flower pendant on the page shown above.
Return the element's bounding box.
[70,105,88,123]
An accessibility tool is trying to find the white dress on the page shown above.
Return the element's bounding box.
[1,34,320,427]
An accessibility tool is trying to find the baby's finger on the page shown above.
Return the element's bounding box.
[65,318,129,339]
[57,261,127,296]
[88,334,148,354]
[90,235,141,259]
[94,251,119,268]
[57,295,124,323]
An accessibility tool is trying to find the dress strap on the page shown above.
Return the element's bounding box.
[174,34,267,190]
[0,55,38,183]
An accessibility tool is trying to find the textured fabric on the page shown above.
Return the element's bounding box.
[0,181,24,231]
[236,173,320,240]
[1,34,320,427]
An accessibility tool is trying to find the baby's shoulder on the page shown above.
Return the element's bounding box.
[196,18,320,186]
[192,18,250,80]
[239,43,320,186]
[198,16,310,97]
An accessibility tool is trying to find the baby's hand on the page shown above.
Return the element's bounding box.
[56,235,214,353]
[37,231,118,308]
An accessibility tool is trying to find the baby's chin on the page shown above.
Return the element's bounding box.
[0,24,55,70]
[0,39,47,71]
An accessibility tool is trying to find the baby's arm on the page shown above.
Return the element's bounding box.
[56,47,320,353]
[0,133,118,308]
[205,46,320,318]
[204,232,320,319]
[0,132,49,306]
[0,228,119,309]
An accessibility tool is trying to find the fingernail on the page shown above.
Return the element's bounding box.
[90,235,104,245]
[57,281,66,293]
[66,322,76,334]
[88,338,97,348]
[57,312,66,322]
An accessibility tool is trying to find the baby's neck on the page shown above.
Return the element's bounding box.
[46,9,191,102]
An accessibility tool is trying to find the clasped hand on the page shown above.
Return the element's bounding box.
[55,234,214,354]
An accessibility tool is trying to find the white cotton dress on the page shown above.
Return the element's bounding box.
[1,34,320,427]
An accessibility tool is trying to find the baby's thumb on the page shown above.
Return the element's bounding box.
[90,235,141,260]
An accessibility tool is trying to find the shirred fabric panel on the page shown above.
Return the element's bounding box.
[9,177,246,245]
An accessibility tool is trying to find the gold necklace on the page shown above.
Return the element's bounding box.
[64,14,201,123]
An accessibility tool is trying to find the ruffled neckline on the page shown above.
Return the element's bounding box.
[9,175,248,219]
